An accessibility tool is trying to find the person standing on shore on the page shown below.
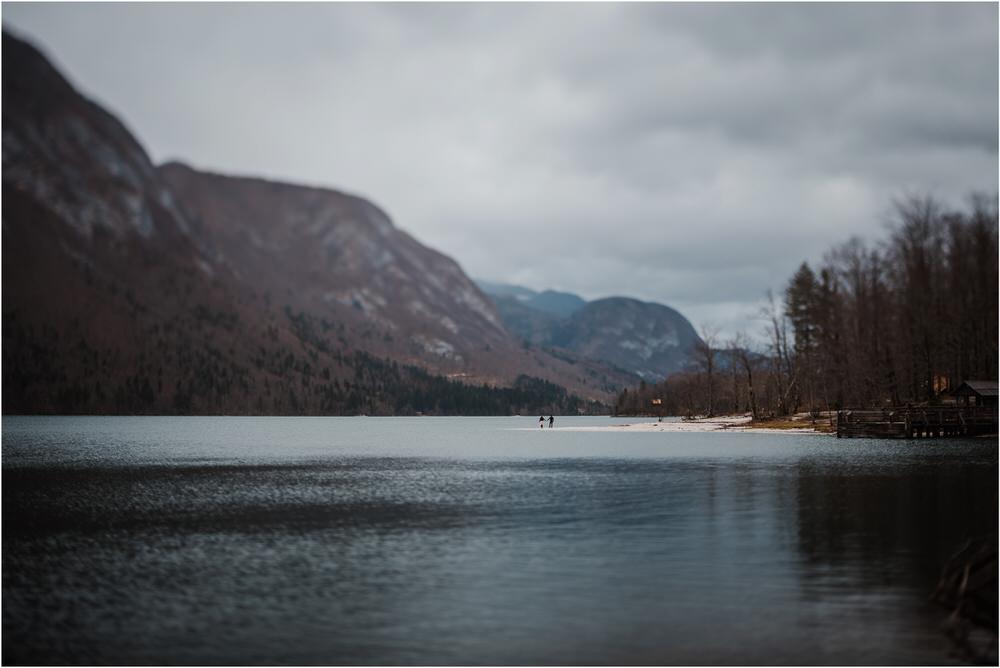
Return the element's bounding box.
[548,415,554,428]
[539,416,545,428]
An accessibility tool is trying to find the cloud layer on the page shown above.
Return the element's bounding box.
[5,3,997,338]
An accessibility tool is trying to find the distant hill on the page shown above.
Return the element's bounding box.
[485,294,563,347]
[1,31,635,414]
[526,290,587,318]
[478,282,700,381]
[551,298,701,380]
[473,280,539,303]
[474,281,586,318]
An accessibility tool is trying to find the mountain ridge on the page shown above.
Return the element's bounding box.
[2,30,635,414]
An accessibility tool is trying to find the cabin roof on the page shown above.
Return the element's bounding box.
[955,380,999,397]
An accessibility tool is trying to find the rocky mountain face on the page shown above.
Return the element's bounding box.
[156,164,635,397]
[159,164,509,373]
[2,31,633,414]
[479,283,700,381]
[551,298,701,380]
[3,31,237,413]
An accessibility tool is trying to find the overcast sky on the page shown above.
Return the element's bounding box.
[4,2,997,339]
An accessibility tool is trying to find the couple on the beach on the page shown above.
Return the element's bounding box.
[539,415,554,428]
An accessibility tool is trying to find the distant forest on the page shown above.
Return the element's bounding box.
[3,289,605,416]
[3,315,603,416]
[617,194,999,417]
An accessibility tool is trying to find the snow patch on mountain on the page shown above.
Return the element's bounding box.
[412,335,461,360]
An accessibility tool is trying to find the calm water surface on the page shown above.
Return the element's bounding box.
[3,416,996,665]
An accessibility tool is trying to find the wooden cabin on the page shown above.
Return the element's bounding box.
[954,380,999,407]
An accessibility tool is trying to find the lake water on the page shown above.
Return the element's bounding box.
[3,416,996,665]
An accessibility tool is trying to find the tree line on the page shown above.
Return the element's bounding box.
[616,193,998,417]
[4,302,606,416]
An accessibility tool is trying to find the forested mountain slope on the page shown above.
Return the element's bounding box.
[2,31,629,414]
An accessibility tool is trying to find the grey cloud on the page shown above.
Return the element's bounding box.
[3,2,996,340]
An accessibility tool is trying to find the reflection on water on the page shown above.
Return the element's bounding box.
[2,417,996,665]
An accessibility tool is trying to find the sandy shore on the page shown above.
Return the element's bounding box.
[516,415,824,434]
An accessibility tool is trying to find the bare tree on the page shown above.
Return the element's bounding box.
[785,261,819,411]
[762,291,796,415]
[730,332,759,420]
[729,344,742,414]
[694,324,719,416]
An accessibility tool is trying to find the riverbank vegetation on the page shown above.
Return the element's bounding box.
[616,194,998,417]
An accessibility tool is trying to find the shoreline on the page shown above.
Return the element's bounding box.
[516,415,827,434]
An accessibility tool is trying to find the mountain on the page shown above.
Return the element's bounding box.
[158,163,510,374]
[156,164,635,397]
[473,280,539,303]
[474,281,590,348]
[2,31,237,412]
[2,31,634,414]
[474,281,586,318]
[550,298,700,380]
[527,290,587,319]
[487,294,564,347]
[478,282,700,380]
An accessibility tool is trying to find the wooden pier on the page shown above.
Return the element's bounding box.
[836,406,998,439]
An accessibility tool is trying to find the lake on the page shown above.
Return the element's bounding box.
[3,416,996,665]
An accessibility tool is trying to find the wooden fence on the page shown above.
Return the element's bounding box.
[836,406,998,439]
